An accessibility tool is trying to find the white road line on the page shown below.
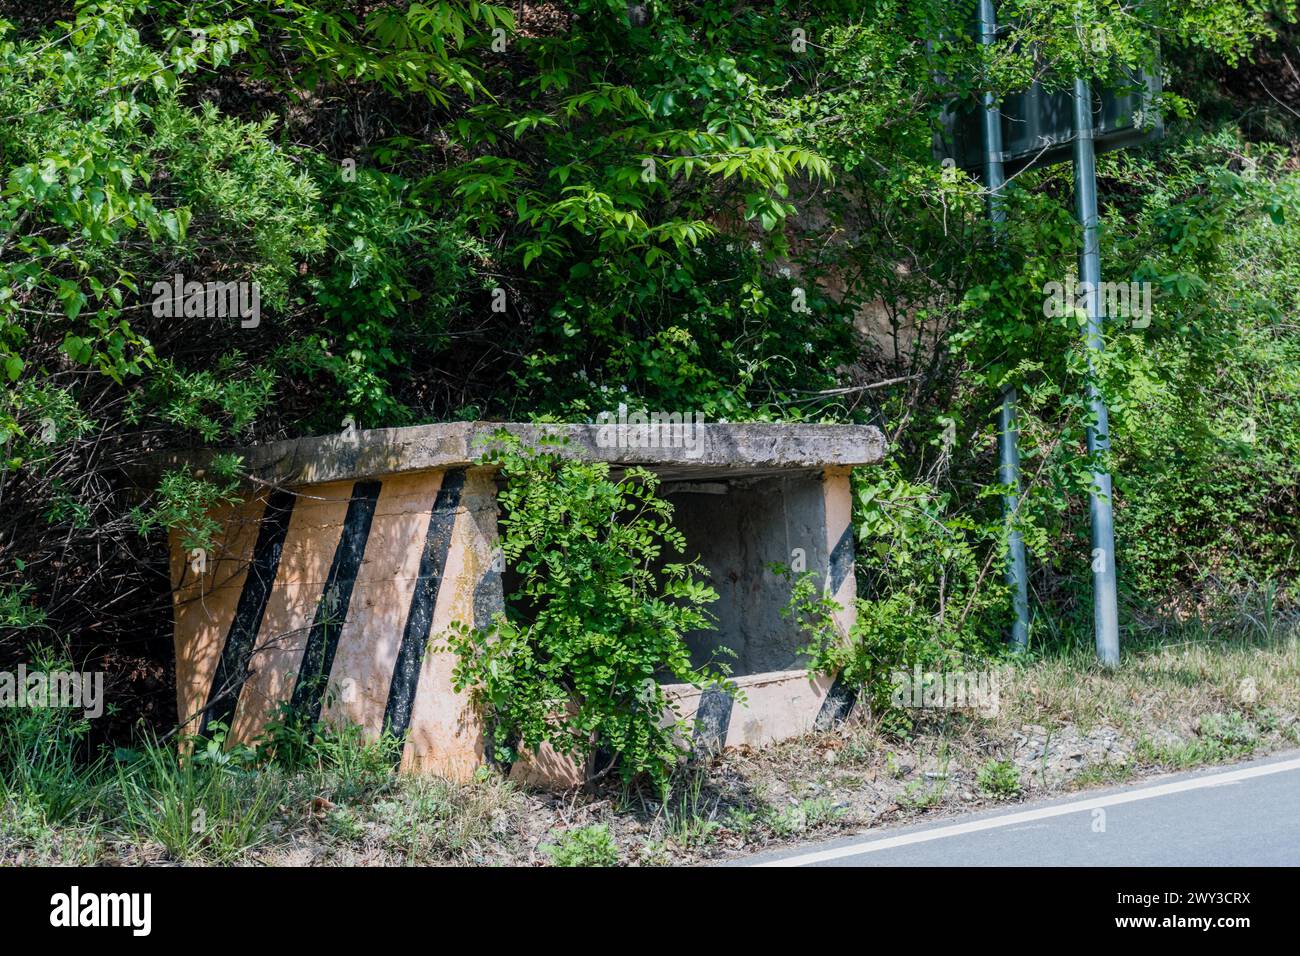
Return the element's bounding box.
[751,755,1300,867]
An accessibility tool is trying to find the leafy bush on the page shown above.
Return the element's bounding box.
[782,462,1008,732]
[130,456,244,555]
[447,433,731,792]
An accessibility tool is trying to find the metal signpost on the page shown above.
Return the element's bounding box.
[977,0,1030,651]
[1071,78,1121,667]
[936,4,1161,665]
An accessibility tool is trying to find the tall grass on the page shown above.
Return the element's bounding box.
[0,704,107,824]
[254,703,402,802]
[113,736,286,863]
[0,703,416,865]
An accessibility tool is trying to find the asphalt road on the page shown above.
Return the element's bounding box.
[740,749,1300,867]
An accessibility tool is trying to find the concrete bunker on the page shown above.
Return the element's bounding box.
[163,422,884,782]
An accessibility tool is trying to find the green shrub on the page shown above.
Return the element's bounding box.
[781,465,1009,732]
[447,433,732,793]
[542,825,619,868]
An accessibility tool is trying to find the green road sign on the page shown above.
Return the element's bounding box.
[936,66,1162,174]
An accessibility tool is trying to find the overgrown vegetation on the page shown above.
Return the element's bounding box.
[4,610,1295,866]
[1,1,1298,799]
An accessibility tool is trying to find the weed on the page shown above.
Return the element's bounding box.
[375,775,510,862]
[324,806,367,842]
[767,797,842,836]
[256,703,402,800]
[542,824,619,867]
[976,759,1022,799]
[115,739,285,864]
[885,750,906,779]
[660,766,722,848]
[1069,761,1135,789]
[0,679,106,824]
[722,806,761,837]
[1197,711,1257,749]
[899,778,945,809]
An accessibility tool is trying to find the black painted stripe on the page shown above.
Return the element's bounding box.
[692,686,734,754]
[200,488,296,737]
[383,469,466,742]
[818,517,859,728]
[474,531,512,770]
[472,558,504,632]
[815,673,858,730]
[828,522,855,597]
[288,480,383,726]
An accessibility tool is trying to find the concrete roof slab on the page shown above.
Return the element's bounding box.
[150,421,886,488]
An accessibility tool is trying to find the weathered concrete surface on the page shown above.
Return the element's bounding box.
[507,669,841,789]
[171,467,501,779]
[667,476,829,674]
[153,421,885,487]
[164,422,876,785]
[671,669,840,749]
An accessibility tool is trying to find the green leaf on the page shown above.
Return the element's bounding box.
[62,334,92,364]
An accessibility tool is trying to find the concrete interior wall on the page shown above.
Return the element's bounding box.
[661,473,828,675]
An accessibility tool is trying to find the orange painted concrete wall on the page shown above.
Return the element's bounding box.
[169,466,857,785]
[170,467,499,780]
